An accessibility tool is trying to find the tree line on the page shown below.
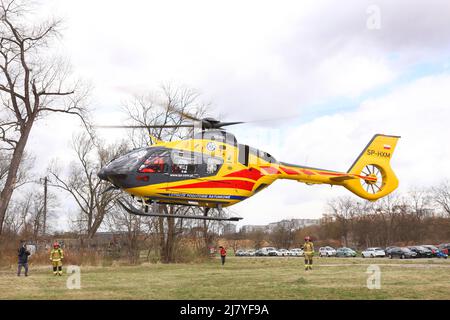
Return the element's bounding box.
[226,184,450,250]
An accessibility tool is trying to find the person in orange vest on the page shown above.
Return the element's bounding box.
[219,246,227,266]
[50,242,64,276]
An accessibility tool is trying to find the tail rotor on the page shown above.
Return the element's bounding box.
[360,164,384,195]
[344,134,400,201]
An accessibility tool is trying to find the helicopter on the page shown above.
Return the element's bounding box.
[97,113,400,222]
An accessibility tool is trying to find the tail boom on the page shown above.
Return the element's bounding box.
[277,134,400,201]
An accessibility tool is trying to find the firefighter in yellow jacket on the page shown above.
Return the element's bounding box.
[303,236,314,271]
[50,242,64,276]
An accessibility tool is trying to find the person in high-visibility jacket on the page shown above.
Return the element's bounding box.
[303,236,314,271]
[50,242,64,276]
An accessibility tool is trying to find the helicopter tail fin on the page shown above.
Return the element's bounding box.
[343,134,400,201]
[149,134,163,145]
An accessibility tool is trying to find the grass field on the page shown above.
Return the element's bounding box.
[1,256,450,299]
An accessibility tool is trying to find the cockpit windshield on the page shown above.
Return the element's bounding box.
[105,148,149,172]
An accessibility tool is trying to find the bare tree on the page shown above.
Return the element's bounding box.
[327,197,357,247]
[49,133,127,241]
[2,192,30,235]
[433,180,450,216]
[2,185,56,238]
[269,221,297,249]
[124,84,206,147]
[0,0,89,234]
[0,149,31,191]
[105,202,156,264]
[248,229,266,250]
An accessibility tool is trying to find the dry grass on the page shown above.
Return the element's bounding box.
[1,257,450,300]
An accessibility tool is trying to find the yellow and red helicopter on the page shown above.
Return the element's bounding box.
[98,116,400,222]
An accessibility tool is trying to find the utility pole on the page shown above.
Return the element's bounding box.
[43,177,47,236]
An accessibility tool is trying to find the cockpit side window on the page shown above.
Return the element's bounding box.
[170,150,223,176]
[171,151,200,175]
[138,150,170,173]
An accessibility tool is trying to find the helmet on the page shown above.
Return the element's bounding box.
[304,236,311,241]
[53,242,59,248]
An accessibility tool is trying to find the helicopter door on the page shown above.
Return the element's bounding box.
[238,144,250,167]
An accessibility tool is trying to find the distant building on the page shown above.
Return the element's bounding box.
[241,218,320,233]
[240,225,267,233]
[222,223,237,235]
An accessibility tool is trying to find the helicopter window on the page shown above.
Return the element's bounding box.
[194,130,238,146]
[138,150,170,173]
[171,152,200,175]
[205,156,223,174]
[238,144,249,166]
[258,150,277,163]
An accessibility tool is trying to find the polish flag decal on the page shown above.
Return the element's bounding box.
[383,144,391,150]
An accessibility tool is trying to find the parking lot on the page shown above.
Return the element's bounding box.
[234,244,450,259]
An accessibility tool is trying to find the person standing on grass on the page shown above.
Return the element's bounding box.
[303,236,314,271]
[17,240,30,277]
[219,246,227,266]
[50,241,64,276]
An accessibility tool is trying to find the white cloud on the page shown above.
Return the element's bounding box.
[317,55,395,98]
[233,73,450,227]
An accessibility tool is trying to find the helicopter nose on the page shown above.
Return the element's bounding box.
[97,165,130,188]
[98,167,108,181]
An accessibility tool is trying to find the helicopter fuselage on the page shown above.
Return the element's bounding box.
[98,131,400,209]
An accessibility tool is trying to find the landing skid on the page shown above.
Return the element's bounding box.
[117,199,242,222]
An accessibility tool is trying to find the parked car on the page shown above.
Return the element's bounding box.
[256,247,275,256]
[384,246,397,256]
[319,246,337,257]
[438,243,450,256]
[235,249,246,256]
[267,248,279,256]
[407,246,433,258]
[289,248,304,257]
[421,245,448,259]
[246,250,256,256]
[335,247,357,257]
[255,249,269,256]
[278,249,290,256]
[388,247,417,259]
[361,247,386,258]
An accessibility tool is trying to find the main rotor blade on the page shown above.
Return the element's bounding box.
[215,121,244,128]
[166,105,201,122]
[94,124,195,129]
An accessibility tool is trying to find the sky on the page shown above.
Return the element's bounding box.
[18,0,450,230]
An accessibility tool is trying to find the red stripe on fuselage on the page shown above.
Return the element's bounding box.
[301,169,316,175]
[280,166,300,175]
[224,168,264,181]
[317,171,346,176]
[260,166,281,175]
[165,180,255,191]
